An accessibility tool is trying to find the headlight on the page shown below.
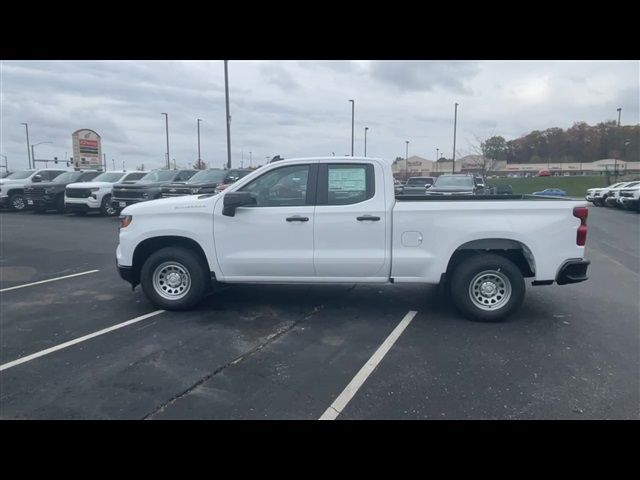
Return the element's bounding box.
[119,215,132,229]
[141,192,149,199]
[190,187,200,194]
[44,187,56,194]
[89,187,100,192]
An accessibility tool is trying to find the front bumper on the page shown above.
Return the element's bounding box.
[65,196,100,211]
[24,196,55,209]
[556,259,590,285]
[0,195,9,207]
[112,198,142,208]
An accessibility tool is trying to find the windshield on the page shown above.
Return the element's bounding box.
[52,172,83,183]
[407,178,433,185]
[91,172,126,183]
[189,170,227,183]
[623,182,640,189]
[5,170,35,179]
[139,170,177,182]
[434,176,474,188]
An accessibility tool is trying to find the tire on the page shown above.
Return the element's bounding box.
[8,193,26,211]
[56,194,66,213]
[140,246,210,310]
[450,254,525,322]
[100,195,117,216]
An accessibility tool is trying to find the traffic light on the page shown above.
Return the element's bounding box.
[54,157,58,164]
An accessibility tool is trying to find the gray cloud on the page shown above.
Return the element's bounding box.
[1,60,637,171]
[369,61,482,94]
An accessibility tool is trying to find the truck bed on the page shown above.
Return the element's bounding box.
[395,194,574,201]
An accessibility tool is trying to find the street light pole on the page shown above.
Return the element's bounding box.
[249,151,252,167]
[31,141,52,167]
[161,113,170,169]
[405,140,409,180]
[21,123,31,168]
[617,107,622,127]
[364,127,369,157]
[452,102,459,173]
[224,60,232,170]
[349,99,355,156]
[436,148,439,173]
[197,118,202,168]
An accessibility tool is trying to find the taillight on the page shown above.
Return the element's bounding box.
[573,206,588,246]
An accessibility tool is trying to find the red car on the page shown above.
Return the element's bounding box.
[537,170,551,177]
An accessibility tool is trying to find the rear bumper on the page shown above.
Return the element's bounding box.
[556,259,590,285]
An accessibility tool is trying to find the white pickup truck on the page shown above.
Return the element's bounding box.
[116,157,590,322]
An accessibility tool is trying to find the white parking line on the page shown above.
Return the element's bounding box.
[319,310,418,420]
[0,270,100,293]
[0,310,165,373]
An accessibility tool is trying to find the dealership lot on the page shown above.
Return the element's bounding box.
[0,207,638,419]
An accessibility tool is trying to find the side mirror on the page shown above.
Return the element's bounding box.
[32,174,43,183]
[222,191,256,217]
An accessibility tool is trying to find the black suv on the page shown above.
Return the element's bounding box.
[24,170,100,212]
[161,169,228,198]
[111,169,197,212]
[425,174,486,196]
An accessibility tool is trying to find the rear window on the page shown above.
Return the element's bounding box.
[407,178,433,186]
[434,176,474,188]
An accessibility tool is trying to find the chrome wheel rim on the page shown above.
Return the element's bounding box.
[468,270,511,311]
[152,262,191,300]
[104,203,116,215]
[12,195,25,210]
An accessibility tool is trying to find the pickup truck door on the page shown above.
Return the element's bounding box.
[213,163,317,279]
[313,162,389,278]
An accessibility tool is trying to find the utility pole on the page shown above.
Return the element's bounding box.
[161,113,170,169]
[349,100,355,156]
[249,151,252,167]
[197,118,202,168]
[21,123,31,168]
[452,102,459,173]
[224,60,232,169]
[436,148,439,173]
[617,107,622,127]
[364,127,369,157]
[405,140,409,180]
[103,153,107,171]
[112,159,115,170]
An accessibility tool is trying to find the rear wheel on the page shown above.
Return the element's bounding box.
[100,195,116,216]
[140,246,210,310]
[8,193,26,211]
[450,254,525,322]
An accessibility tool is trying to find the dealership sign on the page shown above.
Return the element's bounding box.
[72,129,102,169]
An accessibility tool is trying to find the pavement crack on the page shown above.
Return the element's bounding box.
[141,304,325,420]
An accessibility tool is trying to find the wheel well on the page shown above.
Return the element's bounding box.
[131,236,209,287]
[445,239,535,279]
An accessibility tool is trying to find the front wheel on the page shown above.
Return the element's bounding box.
[450,254,525,322]
[100,195,117,216]
[8,193,26,211]
[140,247,210,310]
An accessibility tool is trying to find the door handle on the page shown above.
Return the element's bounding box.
[286,216,309,222]
[357,215,381,221]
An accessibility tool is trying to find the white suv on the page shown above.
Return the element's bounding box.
[65,171,148,216]
[0,168,67,211]
[618,183,640,212]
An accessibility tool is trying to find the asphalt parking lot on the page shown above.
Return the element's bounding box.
[1,206,638,419]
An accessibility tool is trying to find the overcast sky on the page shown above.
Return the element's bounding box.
[1,60,638,171]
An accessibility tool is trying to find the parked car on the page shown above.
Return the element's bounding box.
[606,181,640,207]
[397,176,435,195]
[495,185,513,195]
[537,170,551,177]
[111,169,197,213]
[588,182,627,206]
[65,170,148,216]
[425,174,485,196]
[24,170,101,213]
[213,169,253,194]
[116,157,590,322]
[618,183,640,212]
[0,168,67,211]
[532,188,567,197]
[161,168,228,198]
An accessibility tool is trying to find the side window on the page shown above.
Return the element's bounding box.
[239,164,310,207]
[326,164,374,205]
[40,171,61,181]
